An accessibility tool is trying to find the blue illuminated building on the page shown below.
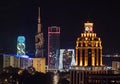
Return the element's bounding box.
[17,36,26,56]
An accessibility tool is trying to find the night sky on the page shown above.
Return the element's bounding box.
[0,1,120,55]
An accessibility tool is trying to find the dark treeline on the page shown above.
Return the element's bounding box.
[0,66,53,84]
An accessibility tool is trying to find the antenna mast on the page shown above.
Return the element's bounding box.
[38,7,41,33]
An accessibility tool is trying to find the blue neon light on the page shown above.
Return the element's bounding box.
[17,36,25,43]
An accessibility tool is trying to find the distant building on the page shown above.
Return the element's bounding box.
[0,54,32,69]
[112,61,120,70]
[2,55,15,68]
[70,21,107,84]
[48,26,60,70]
[34,7,46,73]
[32,58,46,73]
[17,36,26,56]
[18,55,32,69]
[102,55,120,67]
[35,7,44,58]
[59,49,75,70]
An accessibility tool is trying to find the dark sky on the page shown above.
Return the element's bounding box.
[0,0,120,55]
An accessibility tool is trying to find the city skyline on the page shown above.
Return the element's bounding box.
[0,1,120,55]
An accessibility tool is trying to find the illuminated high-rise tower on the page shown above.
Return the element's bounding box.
[70,22,107,84]
[35,7,44,57]
[75,21,103,67]
[17,36,26,55]
[48,26,60,69]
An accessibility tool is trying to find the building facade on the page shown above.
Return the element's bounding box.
[48,26,60,69]
[32,58,46,73]
[59,49,75,70]
[0,54,32,69]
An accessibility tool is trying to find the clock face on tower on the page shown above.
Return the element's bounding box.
[85,27,89,31]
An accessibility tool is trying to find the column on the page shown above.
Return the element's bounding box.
[84,48,88,66]
[92,48,95,66]
[75,47,78,66]
[100,48,102,66]
[96,48,99,66]
[79,48,83,66]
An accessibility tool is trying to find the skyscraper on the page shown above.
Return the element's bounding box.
[35,7,44,57]
[17,36,26,55]
[48,26,60,69]
[75,21,103,67]
[70,21,107,84]
[34,7,46,73]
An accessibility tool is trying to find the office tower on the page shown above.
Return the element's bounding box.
[35,7,44,57]
[59,49,75,70]
[17,36,26,55]
[70,21,107,84]
[48,26,60,69]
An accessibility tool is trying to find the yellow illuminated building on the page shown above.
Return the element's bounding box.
[75,21,103,67]
[32,58,46,73]
[70,21,109,84]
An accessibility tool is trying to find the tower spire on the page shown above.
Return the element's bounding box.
[35,7,44,58]
[38,7,41,33]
